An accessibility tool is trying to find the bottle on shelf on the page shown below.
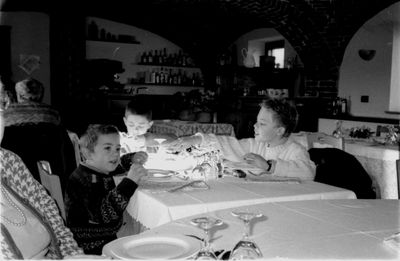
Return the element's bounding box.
[88,21,98,40]
[341,97,347,114]
[148,51,153,65]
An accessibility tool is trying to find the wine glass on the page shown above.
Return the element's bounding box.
[154,138,166,154]
[230,209,263,260]
[190,216,223,260]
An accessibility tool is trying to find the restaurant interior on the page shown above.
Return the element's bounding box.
[1,0,400,259]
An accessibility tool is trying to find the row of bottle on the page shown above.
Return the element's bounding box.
[331,96,350,115]
[136,68,204,86]
[139,48,195,67]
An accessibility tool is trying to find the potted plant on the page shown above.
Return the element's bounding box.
[173,89,217,122]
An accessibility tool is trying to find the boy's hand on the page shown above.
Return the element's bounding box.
[243,153,270,170]
[127,163,148,183]
[132,151,148,165]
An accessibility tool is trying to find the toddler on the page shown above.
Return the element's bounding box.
[65,124,147,254]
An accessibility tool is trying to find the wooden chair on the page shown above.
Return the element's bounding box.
[67,130,83,167]
[397,159,400,199]
[306,132,344,150]
[37,161,66,220]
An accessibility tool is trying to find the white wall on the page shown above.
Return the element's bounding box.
[0,12,50,104]
[338,2,400,120]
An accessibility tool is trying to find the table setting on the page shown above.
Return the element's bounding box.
[104,199,400,260]
[114,137,356,238]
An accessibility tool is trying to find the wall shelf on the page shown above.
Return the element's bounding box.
[132,63,199,69]
[86,39,141,44]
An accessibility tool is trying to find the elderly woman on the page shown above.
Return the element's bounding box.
[166,98,316,180]
[0,81,86,259]
[1,78,76,191]
[4,78,60,126]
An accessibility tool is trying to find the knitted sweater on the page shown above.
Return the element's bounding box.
[65,164,138,254]
[201,134,316,180]
[0,148,83,259]
[4,102,61,127]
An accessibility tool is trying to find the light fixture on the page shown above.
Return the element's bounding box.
[358,49,376,61]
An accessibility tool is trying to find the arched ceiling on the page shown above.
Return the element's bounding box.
[2,0,399,72]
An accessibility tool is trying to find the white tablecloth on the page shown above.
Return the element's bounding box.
[344,139,399,199]
[149,120,235,137]
[125,177,356,230]
[140,199,400,259]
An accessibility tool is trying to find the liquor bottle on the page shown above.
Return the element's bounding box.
[88,21,98,40]
[154,50,159,65]
[341,98,347,114]
[162,48,168,65]
[148,50,153,65]
[141,52,147,64]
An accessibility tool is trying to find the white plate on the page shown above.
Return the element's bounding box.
[147,169,176,178]
[102,234,200,259]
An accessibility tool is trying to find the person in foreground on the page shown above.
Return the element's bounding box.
[64,124,148,255]
[166,98,316,180]
[0,81,84,259]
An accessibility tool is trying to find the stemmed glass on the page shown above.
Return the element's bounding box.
[190,216,223,260]
[230,209,263,260]
[152,138,167,154]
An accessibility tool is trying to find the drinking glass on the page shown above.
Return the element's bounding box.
[230,209,263,260]
[190,216,223,260]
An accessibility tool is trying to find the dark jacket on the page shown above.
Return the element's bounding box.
[65,164,138,254]
[308,148,376,199]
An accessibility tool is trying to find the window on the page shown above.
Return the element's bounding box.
[265,40,285,68]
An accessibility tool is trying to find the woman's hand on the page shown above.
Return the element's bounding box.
[243,153,270,170]
[127,163,148,183]
[132,151,148,165]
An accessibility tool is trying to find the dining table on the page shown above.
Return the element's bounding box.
[344,138,399,199]
[118,176,357,236]
[107,199,400,260]
[149,119,236,137]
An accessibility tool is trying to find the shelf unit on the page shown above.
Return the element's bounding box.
[86,39,141,44]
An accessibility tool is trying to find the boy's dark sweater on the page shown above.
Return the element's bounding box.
[65,164,138,254]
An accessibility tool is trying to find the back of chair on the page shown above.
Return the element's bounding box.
[37,161,66,220]
[307,132,344,150]
[67,130,82,167]
[397,159,400,199]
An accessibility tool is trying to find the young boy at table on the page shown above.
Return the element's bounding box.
[166,98,316,180]
[119,96,176,158]
[64,124,147,255]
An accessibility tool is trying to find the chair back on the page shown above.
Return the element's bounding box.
[37,161,66,220]
[67,130,83,167]
[307,132,344,150]
[397,159,400,199]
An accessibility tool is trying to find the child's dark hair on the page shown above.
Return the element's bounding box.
[260,98,298,137]
[80,124,119,152]
[125,96,152,121]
